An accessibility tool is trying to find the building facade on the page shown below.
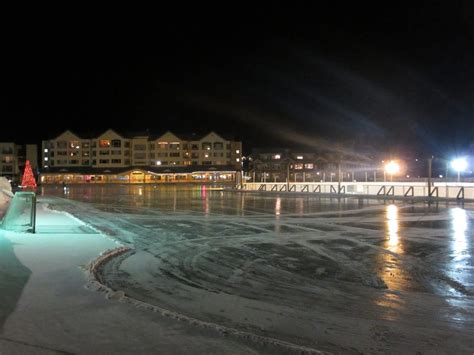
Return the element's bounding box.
[249,149,331,183]
[40,130,242,184]
[0,143,38,183]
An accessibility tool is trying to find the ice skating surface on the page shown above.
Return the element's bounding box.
[39,185,474,353]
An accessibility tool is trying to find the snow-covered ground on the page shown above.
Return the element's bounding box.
[0,196,269,354]
[23,184,473,354]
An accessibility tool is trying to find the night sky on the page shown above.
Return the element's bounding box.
[2,3,474,159]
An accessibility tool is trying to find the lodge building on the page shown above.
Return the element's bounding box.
[0,143,38,183]
[40,130,242,184]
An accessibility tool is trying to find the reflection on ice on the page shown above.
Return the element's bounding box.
[386,204,399,251]
[451,207,468,262]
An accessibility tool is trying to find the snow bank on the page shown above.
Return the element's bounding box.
[0,177,13,214]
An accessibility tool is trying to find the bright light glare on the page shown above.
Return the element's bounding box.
[385,161,400,175]
[451,158,467,172]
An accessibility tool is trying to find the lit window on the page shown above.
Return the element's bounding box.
[44,148,48,153]
[99,140,110,148]
[304,163,314,169]
[236,149,240,154]
[297,156,303,160]
[274,154,280,159]
[156,161,162,165]
[294,164,303,170]
[44,157,48,161]
[204,154,209,158]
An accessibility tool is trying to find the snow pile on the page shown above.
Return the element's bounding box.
[0,177,13,214]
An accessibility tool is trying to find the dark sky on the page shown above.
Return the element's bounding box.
[2,3,474,158]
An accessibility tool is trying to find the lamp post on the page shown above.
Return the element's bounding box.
[451,158,467,183]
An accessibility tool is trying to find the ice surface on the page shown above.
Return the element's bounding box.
[36,185,474,354]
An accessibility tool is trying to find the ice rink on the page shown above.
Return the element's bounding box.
[39,185,474,353]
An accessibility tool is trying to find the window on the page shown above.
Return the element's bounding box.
[296,156,304,160]
[99,151,110,155]
[57,141,67,149]
[191,153,199,158]
[294,164,303,170]
[92,141,97,148]
[202,161,212,165]
[158,142,168,149]
[70,141,80,149]
[69,160,79,164]
[236,149,240,154]
[92,160,97,165]
[124,159,130,165]
[134,144,146,151]
[57,151,67,156]
[202,142,212,150]
[69,151,79,157]
[182,144,188,149]
[111,150,121,155]
[111,140,121,148]
[111,159,122,164]
[99,140,110,148]
[99,159,109,164]
[50,152,55,157]
[169,152,180,157]
[169,143,180,150]
[124,142,130,148]
[2,165,13,172]
[149,153,155,159]
[191,144,199,150]
[82,142,90,149]
[149,143,155,150]
[124,150,130,156]
[304,163,314,169]
[2,156,12,163]
[82,151,90,157]
[133,153,146,159]
[57,159,68,165]
[274,154,281,159]
[82,160,90,165]
[214,142,223,150]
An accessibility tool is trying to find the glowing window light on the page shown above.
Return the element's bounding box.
[296,156,303,160]
[156,161,162,165]
[274,154,280,159]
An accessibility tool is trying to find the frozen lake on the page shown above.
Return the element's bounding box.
[40,185,474,353]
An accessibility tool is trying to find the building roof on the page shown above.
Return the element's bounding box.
[45,129,240,142]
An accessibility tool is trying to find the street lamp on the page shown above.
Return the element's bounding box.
[384,161,400,182]
[451,157,467,183]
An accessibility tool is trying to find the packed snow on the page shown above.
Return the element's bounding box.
[29,184,474,354]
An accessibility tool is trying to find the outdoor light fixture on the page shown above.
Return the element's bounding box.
[385,161,400,175]
[451,157,468,182]
[384,161,400,182]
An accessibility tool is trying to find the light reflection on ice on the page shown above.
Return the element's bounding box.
[386,204,399,251]
[451,208,468,262]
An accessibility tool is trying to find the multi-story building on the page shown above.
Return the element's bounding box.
[0,143,38,183]
[249,149,330,183]
[40,130,242,184]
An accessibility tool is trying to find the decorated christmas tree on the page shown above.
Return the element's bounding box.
[21,160,37,190]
